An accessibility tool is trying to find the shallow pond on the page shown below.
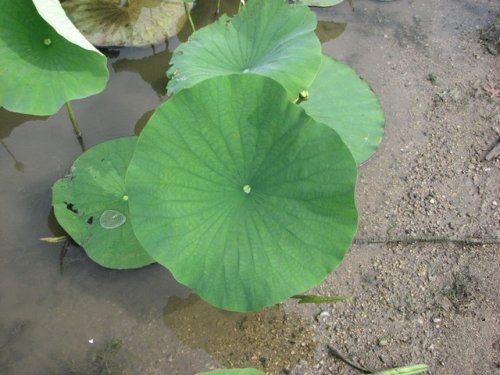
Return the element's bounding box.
[0,1,351,374]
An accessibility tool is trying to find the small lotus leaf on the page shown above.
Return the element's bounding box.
[167,0,322,100]
[62,0,188,47]
[197,369,265,375]
[126,74,358,311]
[301,55,385,164]
[52,137,154,269]
[0,0,108,115]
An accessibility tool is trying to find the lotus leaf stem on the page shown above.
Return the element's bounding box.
[65,101,82,138]
[184,3,196,33]
[216,0,221,14]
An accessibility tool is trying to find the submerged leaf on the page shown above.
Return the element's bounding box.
[0,0,108,115]
[52,137,154,269]
[62,0,188,47]
[126,74,358,311]
[301,55,385,164]
[167,0,322,100]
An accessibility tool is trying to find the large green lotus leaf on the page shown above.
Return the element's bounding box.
[0,0,108,116]
[197,369,265,375]
[126,74,358,312]
[52,137,155,269]
[301,55,385,164]
[62,0,188,47]
[167,0,322,100]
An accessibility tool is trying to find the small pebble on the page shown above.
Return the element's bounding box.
[378,338,389,346]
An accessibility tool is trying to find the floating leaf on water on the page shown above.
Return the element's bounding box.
[62,0,189,47]
[0,0,108,115]
[167,0,322,100]
[126,74,358,312]
[52,137,154,269]
[100,210,126,229]
[301,55,385,164]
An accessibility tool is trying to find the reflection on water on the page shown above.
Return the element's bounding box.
[177,0,241,42]
[0,108,48,139]
[0,108,49,172]
[112,42,172,98]
[316,21,347,44]
[0,140,24,172]
[164,294,316,374]
[134,109,155,135]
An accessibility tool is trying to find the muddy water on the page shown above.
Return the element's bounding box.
[0,1,348,374]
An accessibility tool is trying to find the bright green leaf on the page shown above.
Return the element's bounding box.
[126,74,358,312]
[301,55,385,164]
[197,369,265,375]
[167,0,322,100]
[0,0,108,115]
[52,137,155,270]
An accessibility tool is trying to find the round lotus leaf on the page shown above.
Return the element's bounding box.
[197,369,265,375]
[301,55,385,164]
[52,136,155,269]
[167,0,322,100]
[0,0,108,116]
[126,74,358,312]
[62,0,188,47]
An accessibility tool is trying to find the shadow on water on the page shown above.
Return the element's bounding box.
[134,109,155,135]
[0,108,49,172]
[316,21,347,44]
[164,294,316,374]
[176,0,241,42]
[112,42,172,98]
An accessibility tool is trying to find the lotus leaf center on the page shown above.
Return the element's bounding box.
[243,184,252,194]
[43,38,52,46]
